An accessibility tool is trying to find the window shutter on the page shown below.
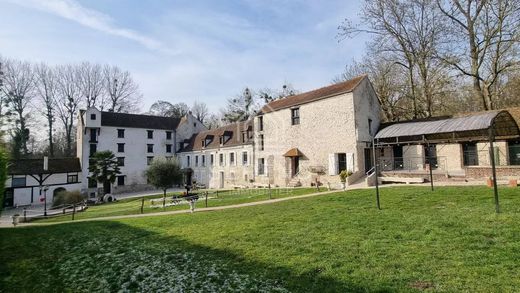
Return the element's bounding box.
[346,153,354,172]
[328,153,337,175]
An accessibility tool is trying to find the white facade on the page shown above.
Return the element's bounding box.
[77,107,206,196]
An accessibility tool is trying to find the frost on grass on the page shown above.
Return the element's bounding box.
[56,238,287,292]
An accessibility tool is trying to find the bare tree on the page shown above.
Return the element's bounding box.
[55,65,82,157]
[148,100,189,118]
[34,63,58,157]
[436,0,520,110]
[205,113,225,129]
[221,87,260,123]
[191,101,209,123]
[1,58,35,157]
[77,62,104,108]
[339,0,448,118]
[103,65,141,113]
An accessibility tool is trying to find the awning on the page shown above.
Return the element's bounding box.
[283,148,304,157]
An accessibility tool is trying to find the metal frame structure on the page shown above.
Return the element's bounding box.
[372,110,520,213]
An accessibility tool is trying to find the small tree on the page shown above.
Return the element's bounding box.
[88,151,121,196]
[0,147,8,212]
[145,158,183,207]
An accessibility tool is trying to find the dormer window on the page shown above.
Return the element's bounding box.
[90,113,96,120]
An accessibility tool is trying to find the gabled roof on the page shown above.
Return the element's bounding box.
[259,75,367,114]
[101,111,181,130]
[179,120,253,152]
[8,158,82,175]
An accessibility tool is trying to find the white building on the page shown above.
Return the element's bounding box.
[3,158,82,208]
[76,107,206,197]
[177,120,254,189]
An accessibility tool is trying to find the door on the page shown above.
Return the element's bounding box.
[424,144,438,169]
[219,172,225,189]
[364,149,373,173]
[291,157,300,177]
[393,145,404,169]
[3,188,13,208]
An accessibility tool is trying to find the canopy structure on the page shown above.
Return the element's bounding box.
[283,148,304,157]
[375,110,520,145]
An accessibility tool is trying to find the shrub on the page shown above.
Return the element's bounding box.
[339,170,353,183]
[52,190,85,208]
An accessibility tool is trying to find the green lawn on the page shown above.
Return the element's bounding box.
[37,187,322,223]
[1,186,520,292]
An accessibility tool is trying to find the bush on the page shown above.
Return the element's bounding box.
[0,148,7,213]
[339,170,353,183]
[52,190,85,208]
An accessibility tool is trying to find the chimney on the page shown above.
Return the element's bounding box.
[43,156,48,171]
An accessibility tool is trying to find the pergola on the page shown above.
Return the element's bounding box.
[371,110,520,213]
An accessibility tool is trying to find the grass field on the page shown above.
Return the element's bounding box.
[37,187,322,223]
[1,186,519,292]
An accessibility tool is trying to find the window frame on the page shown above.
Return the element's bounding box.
[166,144,172,153]
[258,158,265,175]
[147,130,154,139]
[67,174,79,183]
[147,156,154,165]
[117,157,125,167]
[117,175,125,186]
[291,108,300,125]
[117,129,125,138]
[117,143,125,153]
[166,131,172,140]
[242,151,248,165]
[12,176,27,187]
[147,144,154,153]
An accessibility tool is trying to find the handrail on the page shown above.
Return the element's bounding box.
[366,167,375,176]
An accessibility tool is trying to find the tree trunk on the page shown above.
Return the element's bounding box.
[163,189,166,208]
[48,118,54,157]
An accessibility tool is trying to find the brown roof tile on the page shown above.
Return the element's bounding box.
[179,120,253,152]
[259,75,367,114]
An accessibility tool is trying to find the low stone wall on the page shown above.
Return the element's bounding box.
[465,166,520,179]
[112,184,156,195]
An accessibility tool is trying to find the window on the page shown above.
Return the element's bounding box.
[12,177,26,187]
[67,174,78,183]
[210,154,214,166]
[291,108,300,125]
[242,132,247,142]
[258,116,264,131]
[509,140,520,165]
[147,130,153,139]
[195,155,199,167]
[166,144,172,153]
[89,144,97,157]
[166,131,172,140]
[89,128,97,142]
[368,119,373,135]
[219,153,224,166]
[117,143,125,153]
[338,153,347,172]
[186,155,191,167]
[202,155,206,167]
[219,136,224,145]
[463,143,479,166]
[117,129,125,138]
[147,144,154,153]
[259,134,264,151]
[242,151,248,165]
[230,152,235,165]
[90,113,96,120]
[117,157,125,166]
[117,176,125,186]
[258,158,265,175]
[147,156,154,165]
[88,177,97,188]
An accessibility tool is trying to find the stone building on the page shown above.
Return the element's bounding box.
[254,74,381,188]
[77,107,206,197]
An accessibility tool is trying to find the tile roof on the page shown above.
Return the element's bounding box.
[179,120,253,152]
[8,158,82,175]
[259,74,367,114]
[101,111,181,130]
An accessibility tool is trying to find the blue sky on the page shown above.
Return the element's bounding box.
[0,0,367,112]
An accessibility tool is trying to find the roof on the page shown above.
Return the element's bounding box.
[8,158,82,175]
[179,120,253,152]
[101,111,181,130]
[375,110,520,143]
[259,75,367,114]
[283,148,304,157]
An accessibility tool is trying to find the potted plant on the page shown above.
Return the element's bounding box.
[339,170,353,190]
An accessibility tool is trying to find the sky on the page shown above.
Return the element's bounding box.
[0,0,367,112]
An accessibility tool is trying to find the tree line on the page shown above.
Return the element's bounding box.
[0,57,142,159]
[337,0,520,122]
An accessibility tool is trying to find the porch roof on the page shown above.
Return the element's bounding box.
[374,110,520,144]
[283,148,304,157]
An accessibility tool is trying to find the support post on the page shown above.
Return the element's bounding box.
[488,128,500,213]
[72,203,76,221]
[141,197,144,214]
[427,143,434,191]
[268,183,272,200]
[372,138,381,210]
[23,208,26,222]
[205,192,208,208]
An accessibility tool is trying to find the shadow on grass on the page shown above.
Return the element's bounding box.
[0,220,387,293]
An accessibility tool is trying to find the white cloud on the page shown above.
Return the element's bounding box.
[6,0,177,55]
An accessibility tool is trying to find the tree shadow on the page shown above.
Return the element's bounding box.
[0,220,398,292]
